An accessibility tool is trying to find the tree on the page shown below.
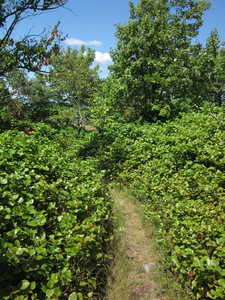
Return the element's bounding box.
[0,45,101,128]
[21,72,57,122]
[0,0,68,76]
[0,68,57,126]
[108,0,211,122]
[48,46,101,127]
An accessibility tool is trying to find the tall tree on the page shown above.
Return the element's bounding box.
[108,0,211,121]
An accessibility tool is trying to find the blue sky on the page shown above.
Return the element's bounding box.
[4,0,225,78]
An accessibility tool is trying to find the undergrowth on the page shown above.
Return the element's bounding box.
[79,108,225,300]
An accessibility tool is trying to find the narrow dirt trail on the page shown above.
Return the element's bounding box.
[105,188,166,300]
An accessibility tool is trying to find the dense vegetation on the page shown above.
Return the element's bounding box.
[0,126,113,299]
[1,0,225,299]
[84,109,225,299]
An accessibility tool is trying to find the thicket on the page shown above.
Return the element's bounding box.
[1,105,225,300]
[78,107,225,300]
[0,126,114,299]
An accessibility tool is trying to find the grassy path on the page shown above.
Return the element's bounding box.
[105,188,188,300]
[105,188,166,300]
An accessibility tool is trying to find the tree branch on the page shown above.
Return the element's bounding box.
[207,71,225,95]
[0,0,70,46]
[208,104,224,125]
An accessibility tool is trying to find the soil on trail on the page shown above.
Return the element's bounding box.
[105,188,166,300]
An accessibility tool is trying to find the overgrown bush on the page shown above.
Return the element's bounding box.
[0,129,113,299]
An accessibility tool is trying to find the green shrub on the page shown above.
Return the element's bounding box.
[0,129,113,299]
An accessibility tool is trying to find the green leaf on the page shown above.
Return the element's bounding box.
[206,257,219,267]
[218,279,225,287]
[16,248,27,255]
[87,291,93,298]
[50,273,59,282]
[46,288,55,298]
[68,292,77,300]
[28,248,36,256]
[27,219,38,227]
[27,216,46,226]
[77,293,84,300]
[30,281,36,290]
[19,279,30,290]
[47,279,55,289]
[12,194,19,200]
[191,279,197,289]
[185,248,194,255]
[38,216,47,226]
[79,281,86,287]
[0,178,8,184]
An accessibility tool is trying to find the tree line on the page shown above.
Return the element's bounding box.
[1,0,225,131]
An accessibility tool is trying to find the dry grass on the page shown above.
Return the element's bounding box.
[104,188,190,300]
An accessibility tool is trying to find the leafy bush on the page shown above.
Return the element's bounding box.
[0,129,113,299]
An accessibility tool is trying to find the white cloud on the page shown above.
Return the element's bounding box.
[95,51,112,64]
[64,38,102,46]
